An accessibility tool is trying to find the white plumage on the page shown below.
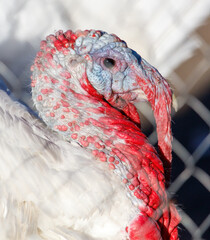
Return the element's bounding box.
[0,90,136,240]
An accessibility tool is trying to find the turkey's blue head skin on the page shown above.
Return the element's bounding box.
[87,41,141,99]
[31,29,173,177]
[77,31,159,103]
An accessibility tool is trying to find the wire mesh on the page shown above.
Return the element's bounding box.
[141,18,210,239]
[0,1,209,239]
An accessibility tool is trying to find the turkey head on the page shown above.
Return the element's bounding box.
[31,29,180,240]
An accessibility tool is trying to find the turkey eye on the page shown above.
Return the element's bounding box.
[103,58,115,69]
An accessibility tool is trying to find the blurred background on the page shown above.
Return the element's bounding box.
[0,0,209,239]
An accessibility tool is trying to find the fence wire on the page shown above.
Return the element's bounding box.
[141,19,210,239]
[0,1,209,239]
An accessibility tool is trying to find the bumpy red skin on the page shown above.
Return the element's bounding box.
[31,30,180,240]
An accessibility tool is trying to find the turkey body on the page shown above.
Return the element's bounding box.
[0,91,135,240]
[0,30,180,240]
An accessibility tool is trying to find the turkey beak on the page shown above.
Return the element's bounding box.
[131,58,173,177]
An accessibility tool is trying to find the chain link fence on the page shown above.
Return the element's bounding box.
[167,17,210,240]
[0,1,209,239]
[140,17,210,239]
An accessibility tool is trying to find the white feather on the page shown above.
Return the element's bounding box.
[0,91,136,240]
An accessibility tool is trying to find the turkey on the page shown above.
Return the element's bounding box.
[0,29,180,240]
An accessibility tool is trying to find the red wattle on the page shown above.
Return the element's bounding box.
[128,214,162,240]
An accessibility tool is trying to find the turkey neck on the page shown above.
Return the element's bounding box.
[32,72,167,221]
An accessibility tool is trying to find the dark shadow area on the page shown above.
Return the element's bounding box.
[171,89,210,239]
